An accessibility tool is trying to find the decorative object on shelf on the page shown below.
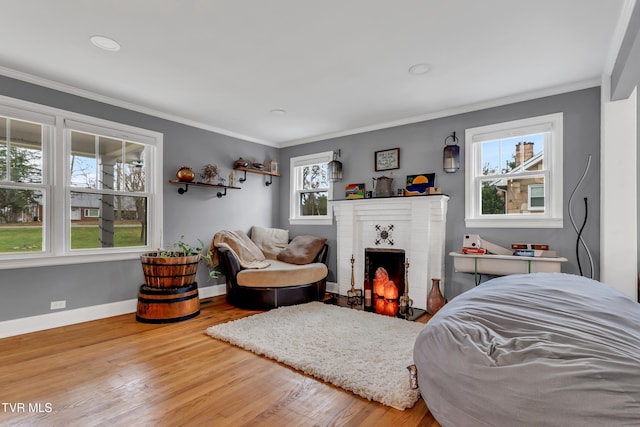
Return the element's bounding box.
[399,260,414,317]
[251,161,264,170]
[346,254,363,304]
[345,183,365,199]
[269,159,278,174]
[372,174,394,197]
[443,131,460,173]
[374,224,394,246]
[228,170,236,187]
[176,165,195,182]
[375,147,400,171]
[200,163,219,184]
[426,278,446,315]
[234,157,249,168]
[405,173,435,196]
[328,149,343,182]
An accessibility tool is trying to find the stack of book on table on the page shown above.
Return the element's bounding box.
[511,243,557,258]
[459,235,558,258]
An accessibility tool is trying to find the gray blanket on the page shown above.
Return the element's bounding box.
[414,273,640,426]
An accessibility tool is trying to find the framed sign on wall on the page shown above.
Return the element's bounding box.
[375,148,400,171]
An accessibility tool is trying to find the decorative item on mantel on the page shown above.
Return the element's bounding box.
[426,278,446,315]
[346,254,363,305]
[176,165,195,182]
[443,131,460,173]
[372,173,394,197]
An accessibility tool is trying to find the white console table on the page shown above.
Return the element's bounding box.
[450,252,568,284]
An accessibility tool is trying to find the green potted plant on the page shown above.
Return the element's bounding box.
[140,237,219,288]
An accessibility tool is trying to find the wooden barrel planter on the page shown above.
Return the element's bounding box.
[140,252,200,288]
[136,283,200,323]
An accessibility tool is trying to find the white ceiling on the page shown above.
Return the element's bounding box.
[0,0,631,147]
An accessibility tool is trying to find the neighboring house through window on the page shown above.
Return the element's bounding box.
[0,96,163,269]
[465,113,563,228]
[289,151,333,225]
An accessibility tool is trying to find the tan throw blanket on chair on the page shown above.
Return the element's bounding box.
[211,230,271,269]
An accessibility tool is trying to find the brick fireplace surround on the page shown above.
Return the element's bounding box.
[332,195,449,310]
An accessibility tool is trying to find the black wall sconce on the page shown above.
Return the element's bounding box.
[443,132,460,173]
[328,149,343,182]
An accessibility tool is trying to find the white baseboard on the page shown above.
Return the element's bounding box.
[0,284,226,339]
[199,283,226,299]
[326,281,339,294]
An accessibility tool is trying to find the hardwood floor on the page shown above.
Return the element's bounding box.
[0,296,440,427]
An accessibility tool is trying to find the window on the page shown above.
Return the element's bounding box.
[83,208,100,218]
[289,151,333,225]
[528,184,545,211]
[465,113,563,228]
[0,95,162,269]
[0,110,51,256]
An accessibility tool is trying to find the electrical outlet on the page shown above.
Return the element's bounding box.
[50,300,66,310]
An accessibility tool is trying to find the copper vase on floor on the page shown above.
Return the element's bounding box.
[427,278,446,315]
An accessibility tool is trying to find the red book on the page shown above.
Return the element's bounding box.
[462,247,487,254]
[511,243,550,250]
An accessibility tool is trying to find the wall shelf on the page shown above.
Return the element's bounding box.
[234,167,280,186]
[169,180,240,198]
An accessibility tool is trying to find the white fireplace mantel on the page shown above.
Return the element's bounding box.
[331,196,449,310]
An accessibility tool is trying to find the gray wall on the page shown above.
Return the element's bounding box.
[0,75,601,322]
[0,75,280,321]
[279,87,601,300]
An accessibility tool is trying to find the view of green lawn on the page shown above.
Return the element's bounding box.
[0,225,145,252]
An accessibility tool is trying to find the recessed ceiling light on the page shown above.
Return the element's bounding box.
[270,109,287,115]
[408,63,431,75]
[90,35,121,52]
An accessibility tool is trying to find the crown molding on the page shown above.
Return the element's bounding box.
[0,66,276,147]
[277,78,601,148]
[1,66,600,150]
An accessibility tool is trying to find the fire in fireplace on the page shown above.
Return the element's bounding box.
[365,248,405,316]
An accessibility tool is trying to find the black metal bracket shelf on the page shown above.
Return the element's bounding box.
[169,180,239,198]
[234,167,280,187]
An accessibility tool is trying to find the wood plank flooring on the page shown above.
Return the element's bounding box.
[0,296,440,426]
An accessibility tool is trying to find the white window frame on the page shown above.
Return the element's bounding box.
[528,183,545,211]
[289,151,334,225]
[0,95,163,270]
[465,113,563,228]
[83,208,100,218]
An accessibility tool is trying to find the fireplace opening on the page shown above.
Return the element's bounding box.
[364,248,405,316]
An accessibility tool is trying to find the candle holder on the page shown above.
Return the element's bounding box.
[346,254,363,303]
[399,260,414,317]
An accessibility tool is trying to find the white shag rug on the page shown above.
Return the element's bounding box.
[206,301,424,410]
